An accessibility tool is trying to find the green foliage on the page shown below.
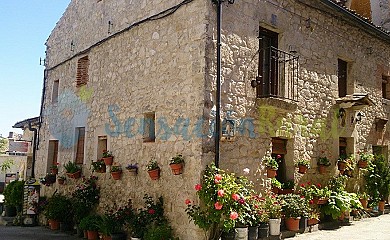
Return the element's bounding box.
[103,150,113,158]
[262,155,279,170]
[295,159,310,168]
[44,193,73,222]
[147,159,159,171]
[79,214,101,231]
[63,161,81,173]
[91,160,105,171]
[364,154,390,203]
[3,180,24,208]
[278,194,309,218]
[170,154,185,164]
[143,223,175,240]
[359,152,374,162]
[299,182,331,200]
[321,191,351,219]
[317,157,331,166]
[0,159,14,173]
[71,176,100,223]
[271,178,282,189]
[328,175,348,193]
[0,137,8,153]
[282,180,295,190]
[110,165,122,172]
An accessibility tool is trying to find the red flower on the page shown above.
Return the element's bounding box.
[300,196,305,199]
[185,199,191,205]
[309,200,314,204]
[214,174,222,184]
[230,211,239,220]
[214,202,223,210]
[316,183,321,188]
[300,183,305,187]
[238,198,245,204]
[307,181,311,185]
[217,189,225,197]
[232,193,240,201]
[195,184,202,191]
[148,209,155,214]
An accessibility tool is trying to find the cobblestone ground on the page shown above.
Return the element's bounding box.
[0,225,79,240]
[292,213,390,240]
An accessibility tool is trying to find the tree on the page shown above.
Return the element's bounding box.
[0,137,8,154]
[0,159,14,173]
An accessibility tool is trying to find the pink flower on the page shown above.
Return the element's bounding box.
[277,154,282,159]
[232,193,240,201]
[214,202,223,210]
[148,209,155,214]
[238,198,245,204]
[230,211,239,220]
[214,174,222,184]
[309,200,314,205]
[195,184,202,191]
[218,189,225,197]
[185,199,191,205]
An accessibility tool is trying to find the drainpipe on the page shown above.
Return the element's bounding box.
[28,121,37,178]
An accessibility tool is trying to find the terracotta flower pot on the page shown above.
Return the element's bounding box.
[51,168,58,175]
[285,217,300,231]
[148,168,160,180]
[358,160,368,168]
[307,218,319,226]
[87,230,99,240]
[48,219,60,230]
[169,163,183,175]
[379,200,386,212]
[66,170,81,179]
[102,235,112,240]
[95,165,106,173]
[298,165,308,174]
[360,198,368,209]
[103,157,114,165]
[338,161,346,171]
[267,168,277,178]
[111,171,122,180]
[127,168,138,176]
[57,178,65,185]
[318,165,327,174]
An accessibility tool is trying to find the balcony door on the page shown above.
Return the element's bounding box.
[258,27,279,97]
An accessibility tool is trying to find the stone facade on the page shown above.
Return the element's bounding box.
[36,0,390,239]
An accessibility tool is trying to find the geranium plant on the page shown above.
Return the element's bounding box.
[295,159,310,168]
[170,154,185,164]
[147,159,159,171]
[91,160,105,172]
[185,164,254,239]
[103,150,113,158]
[278,194,309,218]
[262,155,279,170]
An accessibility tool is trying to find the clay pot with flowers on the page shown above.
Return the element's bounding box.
[169,154,184,175]
[102,150,114,166]
[295,159,310,174]
[278,194,309,231]
[262,155,279,178]
[92,160,106,173]
[147,159,160,180]
[64,161,82,179]
[50,163,59,175]
[110,165,122,180]
[317,156,331,174]
[125,163,138,176]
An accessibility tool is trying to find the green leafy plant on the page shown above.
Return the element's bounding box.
[295,159,310,168]
[278,194,309,218]
[63,161,81,173]
[299,182,331,201]
[317,157,331,166]
[111,165,122,172]
[262,155,279,170]
[71,176,100,223]
[170,154,185,164]
[364,154,390,204]
[262,192,282,219]
[271,178,282,189]
[103,150,113,158]
[143,223,174,240]
[328,175,348,193]
[50,162,59,170]
[0,159,14,173]
[91,160,105,171]
[147,159,159,171]
[282,180,295,190]
[44,193,73,222]
[359,152,374,162]
[79,214,102,231]
[3,180,24,209]
[321,191,351,219]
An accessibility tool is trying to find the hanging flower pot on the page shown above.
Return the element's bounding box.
[358,160,368,168]
[169,163,183,175]
[111,171,122,180]
[267,168,277,178]
[318,165,327,174]
[298,165,308,174]
[51,168,58,175]
[103,157,114,166]
[57,177,65,185]
[337,161,346,171]
[285,217,300,231]
[66,170,81,179]
[148,168,160,180]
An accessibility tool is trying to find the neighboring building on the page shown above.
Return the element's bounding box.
[36,0,390,238]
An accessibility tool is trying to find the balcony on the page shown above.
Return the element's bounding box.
[253,47,299,101]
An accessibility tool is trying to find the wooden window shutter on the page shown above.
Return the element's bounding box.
[75,127,85,164]
[76,56,89,87]
[338,59,347,98]
[272,138,287,155]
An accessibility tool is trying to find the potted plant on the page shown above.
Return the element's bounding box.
[358,192,369,209]
[44,193,73,230]
[111,165,122,180]
[57,175,66,185]
[296,159,310,174]
[64,161,81,179]
[279,180,295,195]
[40,173,57,186]
[262,155,279,178]
[125,163,138,176]
[358,152,373,168]
[102,150,114,165]
[307,209,320,226]
[3,180,24,216]
[147,159,160,180]
[317,156,331,174]
[337,154,352,172]
[50,162,59,175]
[92,160,106,173]
[169,154,184,175]
[271,178,282,194]
[278,194,309,231]
[79,214,102,240]
[265,193,282,236]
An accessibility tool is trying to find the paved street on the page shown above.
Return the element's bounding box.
[0,225,79,240]
[292,213,390,240]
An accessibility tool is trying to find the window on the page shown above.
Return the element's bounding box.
[75,127,85,164]
[97,136,107,159]
[338,59,348,97]
[47,140,59,171]
[76,56,89,87]
[258,27,279,97]
[272,138,288,184]
[143,113,155,142]
[52,80,59,103]
[382,75,390,100]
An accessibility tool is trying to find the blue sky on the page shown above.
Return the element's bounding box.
[0,1,70,137]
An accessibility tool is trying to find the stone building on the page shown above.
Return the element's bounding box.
[35,0,390,238]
